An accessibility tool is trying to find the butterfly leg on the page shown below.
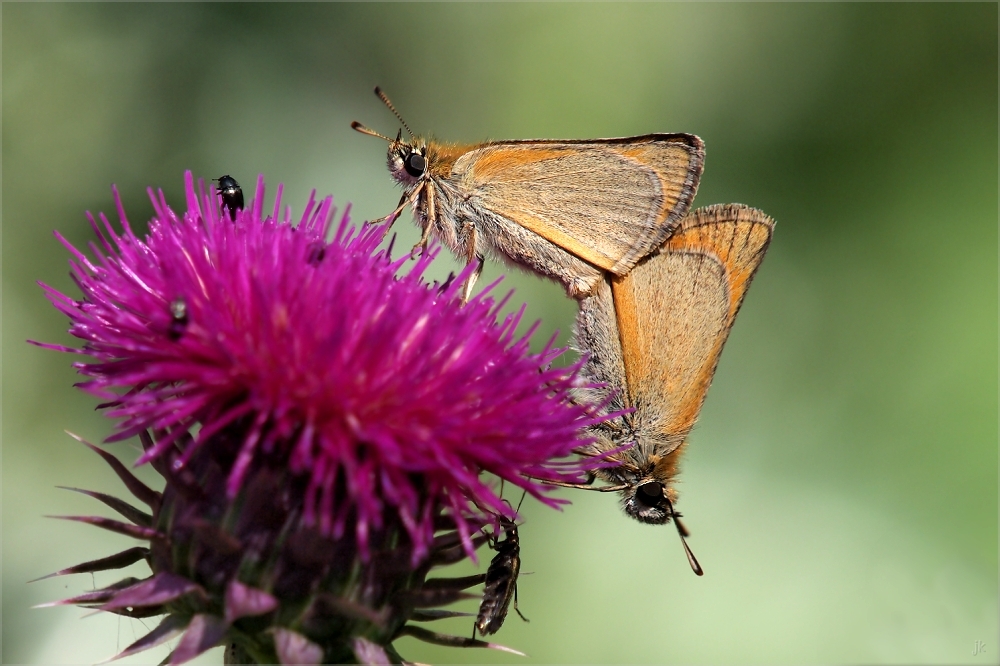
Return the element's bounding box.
[366,192,407,229]
[513,584,529,623]
[459,222,485,303]
[530,473,628,492]
[370,183,424,237]
[411,182,436,258]
[462,255,484,304]
[399,625,524,655]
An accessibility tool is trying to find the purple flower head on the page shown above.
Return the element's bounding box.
[37,171,600,562]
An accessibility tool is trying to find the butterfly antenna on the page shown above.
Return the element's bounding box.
[665,496,703,576]
[350,121,394,142]
[515,488,527,514]
[374,86,414,138]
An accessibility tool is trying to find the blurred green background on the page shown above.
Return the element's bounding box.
[3,4,996,664]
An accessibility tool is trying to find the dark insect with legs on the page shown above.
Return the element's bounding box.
[475,502,528,637]
[215,175,244,219]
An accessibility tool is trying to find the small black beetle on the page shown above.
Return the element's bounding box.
[216,175,244,220]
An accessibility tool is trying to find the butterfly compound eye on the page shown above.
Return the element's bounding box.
[404,151,426,178]
[636,482,663,507]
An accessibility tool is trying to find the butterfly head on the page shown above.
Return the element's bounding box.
[352,86,429,189]
[622,478,674,525]
[614,448,702,575]
[386,131,428,186]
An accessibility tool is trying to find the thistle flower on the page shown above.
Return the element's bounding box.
[33,172,603,664]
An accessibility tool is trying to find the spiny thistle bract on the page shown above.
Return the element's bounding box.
[33,172,605,664]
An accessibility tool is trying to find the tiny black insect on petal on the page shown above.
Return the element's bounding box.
[307,242,326,265]
[437,272,457,294]
[216,175,244,220]
[168,298,188,341]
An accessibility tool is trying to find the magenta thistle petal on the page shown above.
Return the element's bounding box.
[104,614,188,662]
[170,614,229,665]
[225,580,278,623]
[100,572,206,611]
[273,628,323,666]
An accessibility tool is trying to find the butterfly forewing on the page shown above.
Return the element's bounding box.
[660,205,775,322]
[452,136,704,274]
[612,204,774,442]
